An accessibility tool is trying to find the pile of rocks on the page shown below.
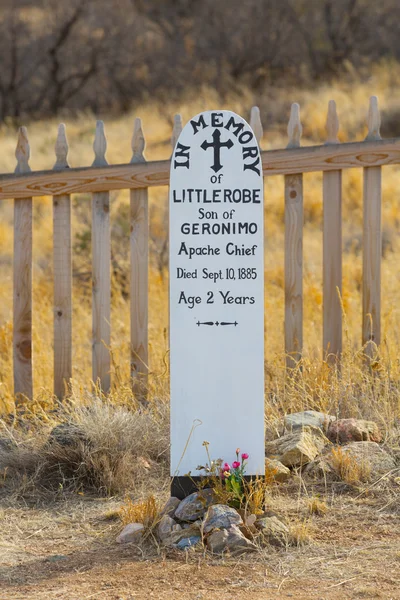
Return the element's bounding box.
[265,411,396,481]
[117,490,290,554]
[116,411,398,555]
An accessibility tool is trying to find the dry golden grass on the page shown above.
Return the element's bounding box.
[330,446,372,484]
[0,61,400,463]
[307,496,328,516]
[288,518,313,547]
[242,477,275,516]
[119,495,161,531]
[0,396,170,498]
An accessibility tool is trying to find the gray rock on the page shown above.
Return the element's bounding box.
[392,447,400,465]
[48,423,88,447]
[265,426,330,467]
[284,410,335,432]
[265,458,291,482]
[116,522,144,544]
[305,442,396,481]
[303,455,334,479]
[163,525,201,547]
[206,525,257,555]
[174,488,216,522]
[45,554,68,563]
[255,515,289,547]
[203,504,243,534]
[158,515,182,543]
[330,442,396,478]
[175,536,201,550]
[182,520,202,529]
[0,437,17,452]
[160,496,181,518]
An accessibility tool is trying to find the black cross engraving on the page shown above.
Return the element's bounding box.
[200,129,234,173]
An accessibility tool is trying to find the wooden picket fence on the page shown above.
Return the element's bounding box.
[0,96,398,400]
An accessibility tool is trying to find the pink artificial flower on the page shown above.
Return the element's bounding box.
[241,453,249,460]
[223,462,231,471]
[232,461,241,469]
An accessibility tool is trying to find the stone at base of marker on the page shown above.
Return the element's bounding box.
[265,426,330,467]
[207,525,257,555]
[116,522,144,544]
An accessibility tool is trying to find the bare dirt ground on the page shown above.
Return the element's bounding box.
[0,483,399,600]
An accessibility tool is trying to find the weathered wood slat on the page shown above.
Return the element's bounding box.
[363,166,381,355]
[130,188,148,390]
[250,106,263,145]
[166,114,183,358]
[285,104,303,366]
[53,124,72,398]
[92,122,111,391]
[363,98,382,357]
[323,172,342,357]
[323,101,342,359]
[2,137,400,199]
[130,118,149,399]
[13,128,33,400]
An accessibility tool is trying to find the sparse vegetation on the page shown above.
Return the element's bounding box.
[330,446,372,484]
[307,496,328,515]
[119,495,161,532]
[0,397,170,498]
[289,518,312,547]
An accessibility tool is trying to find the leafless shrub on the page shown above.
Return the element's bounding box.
[0,398,170,499]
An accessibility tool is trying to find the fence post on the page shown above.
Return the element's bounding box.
[130,118,149,401]
[363,96,382,358]
[168,114,182,342]
[250,106,263,147]
[13,127,33,401]
[53,124,72,398]
[250,105,265,357]
[284,104,303,366]
[323,100,342,361]
[92,121,111,392]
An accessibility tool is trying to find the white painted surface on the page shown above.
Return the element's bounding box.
[170,110,265,477]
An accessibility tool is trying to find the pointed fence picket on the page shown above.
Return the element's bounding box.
[130,118,149,401]
[13,127,33,401]
[53,124,72,399]
[0,97,395,399]
[284,104,304,367]
[323,100,342,360]
[363,96,382,358]
[92,121,111,392]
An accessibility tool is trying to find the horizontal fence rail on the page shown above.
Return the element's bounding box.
[1,138,400,200]
[0,96,396,400]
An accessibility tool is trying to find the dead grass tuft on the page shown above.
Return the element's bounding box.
[307,496,328,516]
[0,398,170,499]
[119,495,161,532]
[330,447,371,485]
[242,477,274,516]
[289,518,313,547]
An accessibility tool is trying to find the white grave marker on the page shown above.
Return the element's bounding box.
[170,110,264,496]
